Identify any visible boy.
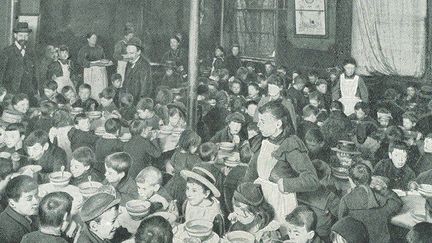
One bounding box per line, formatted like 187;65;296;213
103;152;139;206
315;79;331;110
229;79;243;98
77;193;120;242
70;147;104;185
245;82;261;103
21;192;73;243
136;98;162;130
27;101;56;133
298;105;319;140
67;113;99;151
307;71;319;84
161;60;182;88
0;175;39;243
411;133;432;175
136;166;172;212
40;80;66;105
124;120;161;178
95;118;124;173
374;141;416;190
72;84;99;112
330;217;369;243
98;87;118;113
0;123;27;170
287;76;308;115
61;86;77;107
24;130;67;183
305;128;330;163
110;73;125;108
210;112;246;146
401;111;422;144
284;205;323;243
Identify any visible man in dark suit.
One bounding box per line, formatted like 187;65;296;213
0;22;38;105
123;39;152;103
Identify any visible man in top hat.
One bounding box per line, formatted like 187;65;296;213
123;38;152;105
0;22;37;105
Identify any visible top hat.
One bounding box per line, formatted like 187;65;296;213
331;140;361;155
13;22;32;33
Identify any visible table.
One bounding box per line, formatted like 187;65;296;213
391;194;426;229
38;183;84;216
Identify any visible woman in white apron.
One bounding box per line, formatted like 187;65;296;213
243;100;320;234
77;32;109;101
332;58;369;116
113;23;139;83
47;45;76;93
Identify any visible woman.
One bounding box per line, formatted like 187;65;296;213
244;100;319;234
332;58;369;116
161;35;187;74
77;32;110;101
113;22;137;82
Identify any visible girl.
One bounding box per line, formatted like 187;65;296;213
211;46;225;74
77;32;111;101
49;109;74;162
47;45;77;93
167;101;187;129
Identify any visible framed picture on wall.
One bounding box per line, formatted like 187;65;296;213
294;0;327;37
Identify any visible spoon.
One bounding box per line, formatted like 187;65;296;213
61;166;65;178
88;176;93;187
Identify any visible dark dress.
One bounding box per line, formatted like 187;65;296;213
161;48;187;70
21;231;68;243
77;45;105;68
374;159;416;190
225;54;242;76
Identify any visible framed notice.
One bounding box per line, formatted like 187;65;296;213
294;0;327;37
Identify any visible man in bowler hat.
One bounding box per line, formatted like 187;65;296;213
0;22;38;105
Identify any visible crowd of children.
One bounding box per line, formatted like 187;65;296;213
1;38;432;243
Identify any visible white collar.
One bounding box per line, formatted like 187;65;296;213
15;41;23;50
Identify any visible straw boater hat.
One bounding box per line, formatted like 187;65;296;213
181;164;221;198
13;22;32;33
331;140;361;155
0;110;23;128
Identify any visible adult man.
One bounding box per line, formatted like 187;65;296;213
123;39;152;103
0;22;37;105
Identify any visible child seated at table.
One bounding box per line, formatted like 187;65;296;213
374;140;416;190
72;84;98;112
118;93;136;121
198;142;224;191
339;163;402;243
40;80;66;105
283;205;322;243
103;152;138;206
135;216;173;243
70;146;103;185
110;73;125;108
298;105;319;140
136;98;162;130
136;166;173;212
401;111;422;144
125;120;161;178
0;123;27;170
304;128;331;163
0;175;39;243
67;113;99;151
210;112;246;146
21;192;73;243
95;118;124;173
28;100;56;134
411;133;432;175
98;87;118;114
331;216;369;243
61;86;78;107
406;222;432;243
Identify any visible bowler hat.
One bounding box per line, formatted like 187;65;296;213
13;22;32;33
80;193;120;222
127;37;143;49
331;140;361;155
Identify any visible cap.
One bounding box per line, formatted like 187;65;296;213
225;112;245;124
80;193;120;222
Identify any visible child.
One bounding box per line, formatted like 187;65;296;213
229;79;243;98
198;142;225;193
0;175;39;242
298;105;319;140
284;205;323;243
104;152;139;205
245;82;261;103
24;130;67;183
307;71;319;84
21;192;73;243
27;100;56;133
228;182;280;242
0;123;27;170
98;87;118;114
244;100;258;125
287;76;308;115
40;81;67;105
95;118;124;173
412;133;432;175
9;94;30;122
118;93;136;121
339;163;402;243
180;164;224;235
401;111;422;144
70;146;104;185
77;193;120;242
60;86;78;107
136;166;172;212
161;60;182;88
134;216;173;243
136;98;162;130
264;61;275;78
72;84;99;112
67;113;99;151
211;46;225;74
154;88;173;125
305;128;331;163
210;112;246;146
374;141;416;190
47;45;77;92
110;73;125;107
315;79;331;110
401;83;419;111
124;120;161;178
330;217;369;243
49;109;73;162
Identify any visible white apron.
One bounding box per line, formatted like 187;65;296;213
254;140;297;225
55;61;75;93
339;74;361;116
83;66;108;101
116;60;127;86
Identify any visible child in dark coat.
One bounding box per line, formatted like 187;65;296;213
69;146;104;185
136;98;162;130
95;118;124;174
72;84;99;112
67;113;99;151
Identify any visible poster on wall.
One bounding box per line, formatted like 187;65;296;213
295;0;327;37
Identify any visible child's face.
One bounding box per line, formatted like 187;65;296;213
248;86;259;97
330;74;338;81
90;206;119;240
344;64;356;76
246;104;257;117
104;166;125;184
355;109;366;119
44;88;56;98
232;46;239;56
424;137;432;152
285;222;314;243
215;48;223;57
100;97;113;107
317;84;327;94
137;181;158;200
231;83;241;95
4;130;22;148
112;79;122;88
232;200;255;225
59;50;69;60
137;109;151;119
186;181;209;206
403;118;415;130
228;121;242;135
65;90;77;102
70;159;90;178
378;117;390;127
11;188;39;216
265;64;273;73
26;143;48;161
77;118;91;131
308;75;318;83
309;98;319;108
407;87;416;97
268;84;281;97
169;113;181;127
389;148;407;169
14;99;29;114
79;88;91;101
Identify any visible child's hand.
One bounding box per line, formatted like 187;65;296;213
409;181;419;191
228;212;237;222
233;135;240;145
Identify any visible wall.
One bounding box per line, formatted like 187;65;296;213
0;0;15;49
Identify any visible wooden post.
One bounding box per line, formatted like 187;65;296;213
187;0;200;130
220;0;225;46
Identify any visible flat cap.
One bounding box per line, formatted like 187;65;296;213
80;193;120;222
225;112;245;124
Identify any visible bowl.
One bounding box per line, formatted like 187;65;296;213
120;133;132;142
224;156;240;167
94;127;106;136
87;111;102;119
126;200;151;219
185;219;213;238
218;142;236;152
419;184;432;193
49;171;72;187
78;181;103;198
225;231;255;243
331;167;349;179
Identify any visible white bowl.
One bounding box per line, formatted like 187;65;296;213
185;219;213;238
419;184;432;192
126;200;151;219
78;181;103;198
225;231;256;243
219;142;235;151
49;171;72;187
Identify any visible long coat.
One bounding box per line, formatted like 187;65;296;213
0;44;37;97
0;206;38;243
123;56;152;104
